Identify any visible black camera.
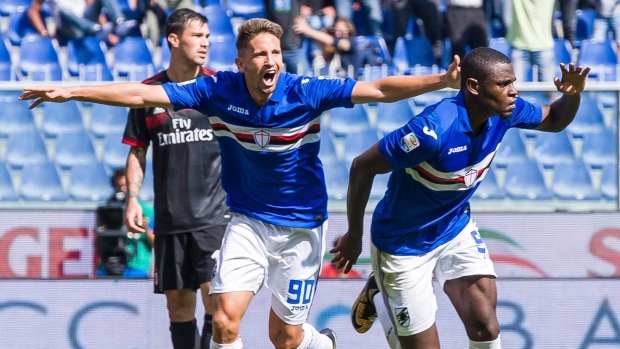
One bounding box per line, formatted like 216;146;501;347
96;202;130;276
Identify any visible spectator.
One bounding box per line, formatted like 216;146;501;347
96;168;154;278
444;0;488;60
27;0;138;45
301;0;337;63
556;0;578;47
320;235;363;278
144;0;194;46
334;0;383;36
264;0;310;74
506;0;556;83
592;0;620;53
293;16;360;77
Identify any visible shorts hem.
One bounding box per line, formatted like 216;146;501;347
396;317;436;336
209;287;258;295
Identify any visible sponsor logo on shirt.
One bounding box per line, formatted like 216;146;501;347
400;132;420;152
423;126;437;140
157;118;214;146
227;104;249;115
448;145;467;154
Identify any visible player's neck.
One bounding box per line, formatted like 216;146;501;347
167;64;201;83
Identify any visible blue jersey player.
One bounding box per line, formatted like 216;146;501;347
20;18;461;349
332;47;590;349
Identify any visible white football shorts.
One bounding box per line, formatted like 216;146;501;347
210;213;327;325
371;220;496;336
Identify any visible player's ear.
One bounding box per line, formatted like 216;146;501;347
466;78;479;95
168;33;180;49
235;57;245;72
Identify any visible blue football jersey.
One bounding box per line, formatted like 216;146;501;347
162;72;356;228
373;91;542;255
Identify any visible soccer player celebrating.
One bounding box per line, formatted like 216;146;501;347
332;47;590;349
20;18;461;349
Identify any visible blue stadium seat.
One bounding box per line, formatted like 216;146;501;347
113;37;156;78
323;159;349;200
356;36;392;67
66;37;113;81
472;167;506;200
207;36;237;71
41;100;84;138
554;38;573;77
0;95;36;137
19;35;64;81
411;90;456;108
5;128;49;169
0;161;19;201
392;36;434;73
55;129;98;170
375;98;415;134
552;160;601;200
328;104;370;137
319;130;340;165
20;161;68;201
160;38;171;71
69;161;114;201
0;0;31;16
533;131;575;168
225;0;265;19
140;160;155;202
343;128;381;166
200;5;235;39
6;9;38;46
566;95;606;137
358;65;397;81
0;38;16;81
488;37;511;57
582;128;617;168
504;159;553;200
90;104;129;138
600;163;618;200
494;129;529;168
577;39;618;81
575;9;596;45
102;131;131;170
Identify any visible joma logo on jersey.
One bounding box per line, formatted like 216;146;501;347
448;145;467;154
400;132;420;153
227;104;249;115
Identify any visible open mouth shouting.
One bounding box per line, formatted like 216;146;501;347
263;69;277;87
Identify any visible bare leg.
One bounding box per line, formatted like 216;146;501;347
211;291;254;344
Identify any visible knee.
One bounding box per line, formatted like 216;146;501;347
212;311;240;339
468;320;500;342
268;327;302;349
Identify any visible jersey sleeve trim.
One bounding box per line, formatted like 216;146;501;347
122;137;149;148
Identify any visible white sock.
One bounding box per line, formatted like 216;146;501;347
297;322;333;349
373;293;401;349
209;337;243;349
469;334;501;349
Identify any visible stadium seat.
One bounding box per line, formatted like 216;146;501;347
392;36;434;73
89;104;129;138
494;128;529;168
66;37;113;81
41;100;84;138
582;128;617;168
356;36;392;68
140;160;155;202
0;161;19;201
69;161;114;201
472;167;506;200
20;161;68;201
411;90;456;108
225;0;265;20
554;38;573;77
0;0;31;17
552;160;601;200
200;5;235;39
566;95;606;137
0;95;36;137
577;39;618;81
102;131;131;170
375;98;415;134
488;37;511;57
600;163;618;200
319;130;340;165
533;131;575;168
19;35;64;81
54;129;98;170
115;0;147;32
328;103;371;137
575;9;596;45
113;37;156;78
5;128;49;169
323;158;349;200
0;38;16;81
207;36;237;71
6;9;38;46
504;159;553;200
358;65;397;82
343;128;381;167
160;38;171;71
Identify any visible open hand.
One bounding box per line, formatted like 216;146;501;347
444;55;461;89
19;86;72;109
554;63;590;95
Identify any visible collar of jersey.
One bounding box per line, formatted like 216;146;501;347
237;72;286;105
454;91;494;135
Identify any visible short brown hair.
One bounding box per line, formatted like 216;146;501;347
236;18;283;54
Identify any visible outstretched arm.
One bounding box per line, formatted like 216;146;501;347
19;83;172;110
350;56;461;104
330;143;392;273
536;63;591;132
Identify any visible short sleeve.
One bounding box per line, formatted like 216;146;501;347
162;76;213;112
509;97;543;129
379;117;440;170
123;108;150;148
300;76;357;113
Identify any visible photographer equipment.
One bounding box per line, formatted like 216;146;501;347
96;202;132;276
